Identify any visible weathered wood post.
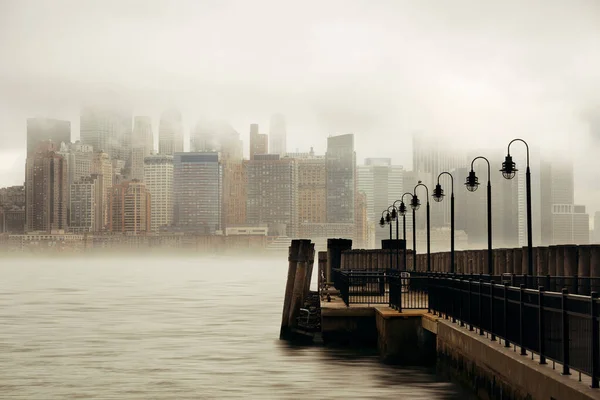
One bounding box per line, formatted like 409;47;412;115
304;243;316;296
547;246;557;276
578;245;591;295
556;245;566;276
318;251;327;292
280;240;302;339
289;240;313;329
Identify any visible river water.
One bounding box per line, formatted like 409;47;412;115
0;256;470;399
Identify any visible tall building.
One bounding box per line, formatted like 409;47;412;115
109;179;151;234
269;113;287;156
57;141;94;212
249;124;268;160
158;109;184;155
357;158;404;245
25;141;68;232
69;174;104;233
412;134;467;229
326;134;355;223
80;105;132;162
191;120;242;161
26;118;71;156
0;185;25;208
222;160;247;228
551;204;590;244
295;151;327;224
92;151;113;229
144;154;173;231
593;211;600;244
245;154;298;237
173;152;222;234
354;191;368;248
130;116;154;181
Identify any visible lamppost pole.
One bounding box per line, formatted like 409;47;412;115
397;193;414;271
466;157;493;275
413;182;431;272
433;172;455;273
502;139;533;277
392;200;403;269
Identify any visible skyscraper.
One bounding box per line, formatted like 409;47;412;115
246;154;298;237
357;158;404;245
222;160;247;229
158;109;184;155
144;154;174;231
249;123;268;160
69;174;104;233
269;113;287;156
92;151;113;229
80;105;132;162
173;152;222;234
25;141;68;232
26;118;71;156
109;179;151;234
130;116;154;181
190;120;242;161
57;141;94;211
296;152;326;224
326;134;355;223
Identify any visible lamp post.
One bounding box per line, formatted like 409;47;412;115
465;156;493;275
380;207;394;271
413;182;431;272
391;199;403;269
398;192;415;272
501;139;533;277
432;172;455;273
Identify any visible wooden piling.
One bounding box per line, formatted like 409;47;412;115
289;240;313;329
280;239;302;339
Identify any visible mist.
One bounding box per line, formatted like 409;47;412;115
1;0;600;211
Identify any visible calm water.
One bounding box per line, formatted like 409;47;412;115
0;256;469;399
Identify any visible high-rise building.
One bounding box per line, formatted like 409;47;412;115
69;174;104;233
412;134;467;229
354;191;368;248
593;211;600;244
57;141;94;213
173;152;222;234
25;141;68;232
222;160;247;228
551;204;590;244
26;118;71;156
80;105;132;162
249;123;268;160
296;152;327;224
158;109;184;155
245;154;298;237
269;114;287;156
357;158;404;245
130;116;154;181
109;179;151;234
0;186;25;208
191;120;242;161
144;154;173;231
92;151;113;229
326;134;355;223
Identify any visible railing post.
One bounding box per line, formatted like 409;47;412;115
572;274;578;295
397;275;403;313
444;277;449;320
504;282;510;347
561;288;570;375
468;279;473;331
490;281;496;341
546;274;551;293
479;280;484;335
520;284;526;355
452;278;456;323
539;286;546;365
427;275;431;314
459;279;464;327
591;292;599;388
523;273;528;290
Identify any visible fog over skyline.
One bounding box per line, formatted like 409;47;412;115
1;0;600;212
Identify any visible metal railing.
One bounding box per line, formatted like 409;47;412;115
330;269;600;387
429;277;600;388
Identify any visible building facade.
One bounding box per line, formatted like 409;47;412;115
80;105;132;162
249;123;268;160
245;154;298;237
109;180;151;234
25;141;68;232
144;154;174;231
269;113;287;156
173;152;222;234
222;160;247;228
326;134;355;223
92;151;113;229
158;109;184;155
69;174;104;233
130;116;154;181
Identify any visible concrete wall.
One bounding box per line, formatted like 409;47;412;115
435;319;600;400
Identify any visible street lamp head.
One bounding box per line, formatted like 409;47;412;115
399;201;407;216
385;212;392;223
379;216;385;227
465;170;479;192
501;154;517;179
390;207;397;221
432;183;445;202
410;195;421;211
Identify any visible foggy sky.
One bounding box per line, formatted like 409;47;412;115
1;0;600;213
